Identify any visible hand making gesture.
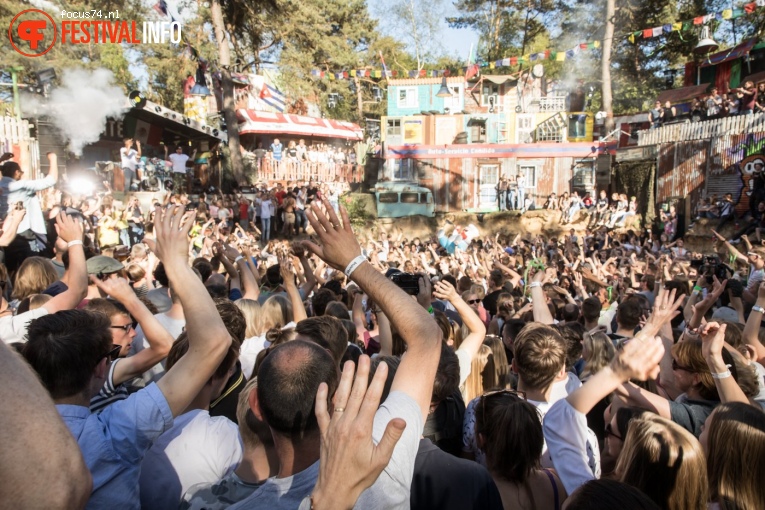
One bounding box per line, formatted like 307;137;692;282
303;197;362;271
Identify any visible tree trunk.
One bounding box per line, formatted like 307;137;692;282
355;76;363;123
211;0;244;185
601;0;615;134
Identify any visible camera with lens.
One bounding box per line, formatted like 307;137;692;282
387;270;421;295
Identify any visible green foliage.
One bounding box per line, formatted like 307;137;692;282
341;194;374;228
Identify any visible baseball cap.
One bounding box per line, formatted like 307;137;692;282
86;255;124;275
711;306;741;325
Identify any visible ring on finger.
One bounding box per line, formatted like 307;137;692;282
334;407;345;413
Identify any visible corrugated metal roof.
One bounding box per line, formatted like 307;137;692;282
656;84;709;104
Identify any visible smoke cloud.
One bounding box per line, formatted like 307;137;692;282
21;68;127;155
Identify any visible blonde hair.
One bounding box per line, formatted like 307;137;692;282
707;403;765;510
616;414;708;510
581;330;615;379
261;294;293;331
12;257;58;300
236;298;264;338
463;344;494;403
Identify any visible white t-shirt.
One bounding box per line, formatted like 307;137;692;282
139;409;243;510
169;153;190;174
240;335;268;379
0;307;48;344
120;147;139;170
129;312;186;386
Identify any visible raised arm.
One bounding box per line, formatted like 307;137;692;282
529;269;555;325
701;322;750;405
433;280;486;362
280;256;307;323
304;199;441;424
147;206;233;417
713;230;747;264
743;283;765;364
43;213;88;314
90;276;173;386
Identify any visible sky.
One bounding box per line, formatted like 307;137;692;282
366;0;479;61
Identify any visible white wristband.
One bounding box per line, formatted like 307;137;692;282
528;282;542;289
234;255;244;264
711;369;732;379
344;255;367;277
67;240;83;248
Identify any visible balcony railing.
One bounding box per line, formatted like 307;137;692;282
637;113;765;146
252;158;364;184
522;96;567;113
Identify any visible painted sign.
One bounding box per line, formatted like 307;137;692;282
385;142;598;160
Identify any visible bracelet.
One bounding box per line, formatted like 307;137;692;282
528;282;542;289
234;255;244;264
711;368;732;379
753;305;765;314
344;255;367;277
693;285;702;292
427;305;434;314
67;240;83;247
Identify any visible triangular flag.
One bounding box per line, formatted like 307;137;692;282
259;86;271;99
693;16;704;24
745;3;756;13
672;22;682;30
628;33;636;43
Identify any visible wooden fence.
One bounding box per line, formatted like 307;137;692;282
254;160;363;184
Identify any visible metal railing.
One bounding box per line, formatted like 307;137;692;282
637;113;765;145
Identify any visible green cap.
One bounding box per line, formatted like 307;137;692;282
86;255;124;275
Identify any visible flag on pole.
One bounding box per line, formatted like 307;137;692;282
153;0;168;15
259;83;286;112
379;52;391;78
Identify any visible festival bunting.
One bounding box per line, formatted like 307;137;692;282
304;1;765;81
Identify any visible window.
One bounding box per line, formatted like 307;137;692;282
401;192;419;204
519;165;538;188
420;193;430;203
443;85;463;112
397;87;418;109
386;119;401;137
516;114;535;143
470;121;486;143
393;158;415;180
481;83;500;106
573;160;595;188
379;193;399;203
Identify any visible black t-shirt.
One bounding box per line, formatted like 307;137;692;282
422;390;465;457
253;148;267;160
411;438;504;510
208;362;246;424
482;289;503;317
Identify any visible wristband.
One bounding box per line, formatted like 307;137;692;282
344;255;367;277
753;305;765;314
427;305;434;315
693;285;702;293
711;368;732;379
234;255;244;264
67;240;83;248
529;282;542;289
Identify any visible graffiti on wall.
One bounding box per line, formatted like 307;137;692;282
708;133;765;215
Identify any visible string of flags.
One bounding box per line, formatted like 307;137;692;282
627;0;765;43
310;1;765;81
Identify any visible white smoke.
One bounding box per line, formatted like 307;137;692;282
21;68;127;155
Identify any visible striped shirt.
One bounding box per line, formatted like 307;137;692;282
90;358;129;413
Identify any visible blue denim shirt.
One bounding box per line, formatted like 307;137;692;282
57;383;173;509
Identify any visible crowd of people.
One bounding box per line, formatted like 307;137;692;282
650;81;765;129
1;149;765;510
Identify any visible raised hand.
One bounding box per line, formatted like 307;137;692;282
303;198;362;272
89;275;135;303
144;205;193;265
700;321;726;361
54;212;83;243
312;357;405;510
641;286;684;336
611;333;665;381
433;280;459;303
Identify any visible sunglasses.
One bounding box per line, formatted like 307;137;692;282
467;299;481;305
605;422;623;441
110;323;134;333
671;359;693;372
101;344;122;362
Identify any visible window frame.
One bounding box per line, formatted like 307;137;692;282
518;164;538;189
481;83;500;106
397;87;419;109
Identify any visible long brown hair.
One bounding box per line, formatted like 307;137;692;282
706;403;765;510
476;391;542;482
12;257;58;300
463;344;493;403
616;414;708;510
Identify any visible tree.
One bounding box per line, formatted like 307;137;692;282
371;0;447;71
602;0;615;133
